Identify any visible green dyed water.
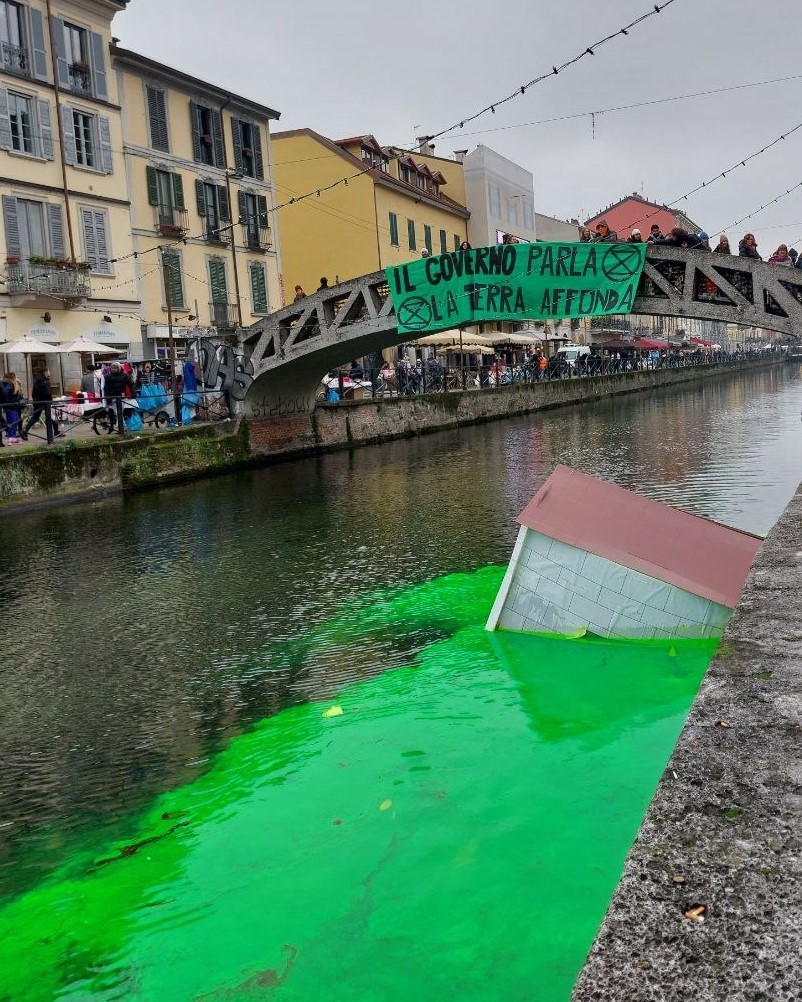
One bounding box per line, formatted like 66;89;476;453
0;569;715;1002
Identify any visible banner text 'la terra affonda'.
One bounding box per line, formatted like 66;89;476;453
386;242;647;336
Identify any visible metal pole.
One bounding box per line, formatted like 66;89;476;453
45;0;76;261
225;170;243;328
161;255;182;424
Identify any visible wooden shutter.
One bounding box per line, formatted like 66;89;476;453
189;101;202;162
424;225;432;253
162;250;184;307
2;195;20;258
60;105;77;165
250;262;268;313
439;229;447;255
51;18;70;89
90;33;108;100
237;191;247;224
98;116;113;173
195;179;206;217
408;219;416;251
257;195;268;227
208;257;227;304
147;86;169;152
252;125;264;181
217;185;230;221
211;108;225;168
27;8;49;82
94;211;109;271
81;207;97;268
231;118;243;174
146;165;159;205
0;89;11;152
47;204;66;259
37;99;53;159
171;173;185;210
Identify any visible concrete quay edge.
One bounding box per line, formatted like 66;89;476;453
571;481;802;1002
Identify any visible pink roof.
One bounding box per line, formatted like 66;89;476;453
517;466;762;608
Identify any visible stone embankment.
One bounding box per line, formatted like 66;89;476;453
572;483;802;1001
0;360;776;512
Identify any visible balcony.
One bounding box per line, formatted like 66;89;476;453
154;205;189;238
209;302;238;330
1;42;29;76
204;221;232;245
241;224;272;252
6;259;91;305
68;63;92;95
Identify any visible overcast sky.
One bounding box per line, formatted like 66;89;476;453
117;0;802;252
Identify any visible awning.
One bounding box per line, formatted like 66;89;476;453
630;338;671;350
411;329;493;347
0;333;59;353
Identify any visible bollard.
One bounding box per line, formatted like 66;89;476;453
44;401;55;444
115;396;125;435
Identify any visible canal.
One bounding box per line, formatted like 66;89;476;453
1;364;800;1001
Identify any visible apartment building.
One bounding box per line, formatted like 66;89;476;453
112;45;282;359
0;0;139;391
272;130;470;295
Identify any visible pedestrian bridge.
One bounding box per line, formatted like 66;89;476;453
241;246;802;418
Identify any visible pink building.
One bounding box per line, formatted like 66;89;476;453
586;193;701;240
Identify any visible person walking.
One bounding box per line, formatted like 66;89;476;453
21;369;59;440
1;372;22;443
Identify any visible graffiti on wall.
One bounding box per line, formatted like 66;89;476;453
191;338;254;401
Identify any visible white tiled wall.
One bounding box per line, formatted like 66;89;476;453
494;529;731;640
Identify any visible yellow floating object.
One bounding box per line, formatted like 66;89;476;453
322;705;344;718
379;799;393;812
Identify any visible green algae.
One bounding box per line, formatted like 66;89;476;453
0;568;717;1002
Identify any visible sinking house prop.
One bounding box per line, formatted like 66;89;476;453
486;466;763;640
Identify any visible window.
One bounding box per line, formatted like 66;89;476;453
415;173;426;191
432;183;439;197
454;234;460;252
161;249;185;309
439;229;447;255
407;218;416;251
0;1;25;73
191;101;224;167
232;117;264;180
52;17;107;98
195;180;230;241
147;166;186;232
488;184;501;218
524;200;534;231
3;195;66;260
400;165;411;184
62;22;90;94
389;211;399;247
239;191;269;249
60;106;111;172
8;91;32;153
424;225;432;254
507;198;519;226
146;85;169;153
249;261;269;314
81;207;110;273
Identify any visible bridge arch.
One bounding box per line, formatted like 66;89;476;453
241;246;802;417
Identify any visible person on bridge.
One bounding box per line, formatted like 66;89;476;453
579;227;592;242
317;277;329;291
627;229;644;243
293;285;306;301
739;233;761;259
646;224;664;243
459;241;472;252
593;220;618;242
768;244;793;266
713;235;731;254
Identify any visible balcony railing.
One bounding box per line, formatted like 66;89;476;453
68;63;92;95
154;205;189;238
241;223;272;252
7;260;91;300
1;42;29;76
204;221;232;245
209;302;238;329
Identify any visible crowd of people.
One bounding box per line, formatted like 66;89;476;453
580;218;802;266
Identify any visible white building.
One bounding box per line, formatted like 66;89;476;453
534;212;581;242
462;146;536;247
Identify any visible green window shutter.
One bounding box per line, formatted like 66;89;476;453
424;225;432;253
217;185;230;221
439;229;447;255
454;234;460;252
189;101;202;162
407;219;416;251
195;179;206;216
257;195;268;227
147;86;169;152
146;165;159;206
162;251;184;308
250;262;268;313
208;257;227;304
172;173;185;210
237;190;247;224
389;212;398;246
252;125;264;181
211;108;225;167
231;117;243;174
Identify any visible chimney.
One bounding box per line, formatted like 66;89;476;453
416;135;436;155
453;149;468;163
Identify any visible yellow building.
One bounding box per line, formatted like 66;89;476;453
112;45;282;362
272;130;469;296
0;0;140;392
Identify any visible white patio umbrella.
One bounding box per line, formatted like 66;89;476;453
56;335;125;355
0;335;59;395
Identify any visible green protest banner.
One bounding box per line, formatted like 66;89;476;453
386;242;647;336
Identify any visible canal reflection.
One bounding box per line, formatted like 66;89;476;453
0;365;800;897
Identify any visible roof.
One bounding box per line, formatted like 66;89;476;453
517;465;762;608
110;46;280;120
